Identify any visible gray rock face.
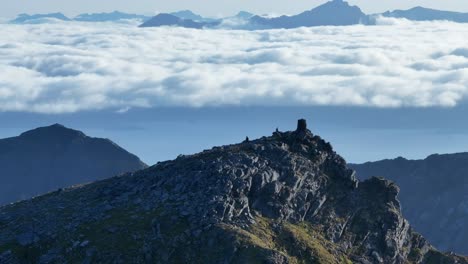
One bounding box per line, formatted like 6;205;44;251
0;124;147;205
350;154;468;255
0;121;465;263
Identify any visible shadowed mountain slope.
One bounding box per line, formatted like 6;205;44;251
0;124;147;205
350;153;468;255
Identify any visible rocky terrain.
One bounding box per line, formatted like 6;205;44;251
351;154;468;255
0;124;147;205
0;120;466;263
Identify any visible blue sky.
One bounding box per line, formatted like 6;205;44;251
2;0;468;18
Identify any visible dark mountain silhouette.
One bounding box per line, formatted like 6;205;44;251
0;124;147;206
0;120;466;263
350;153;468;255
380;6;468;23
139;13;220;28
10;13;71;23
74;11;151;22
250;0;369;29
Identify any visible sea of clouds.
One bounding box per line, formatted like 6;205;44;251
1;18;468;113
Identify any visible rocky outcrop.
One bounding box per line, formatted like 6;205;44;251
0;124;147;205
0;120;465;263
350;154;468;255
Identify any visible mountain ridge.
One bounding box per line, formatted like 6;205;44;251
350;152;468;255
250;0;369;29
9;1;468;27
0;120;466;263
74;11;151;22
380;6;468;23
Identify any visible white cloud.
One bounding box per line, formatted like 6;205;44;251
1;19;468;113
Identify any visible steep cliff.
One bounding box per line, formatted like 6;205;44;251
351;154;468;255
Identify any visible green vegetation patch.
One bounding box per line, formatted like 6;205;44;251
223;217;353;264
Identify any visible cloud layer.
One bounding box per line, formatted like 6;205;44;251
1;19;468;113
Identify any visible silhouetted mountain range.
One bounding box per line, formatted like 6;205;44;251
381;6;468;23
10;13;71;23
0;124;147;205
350;153;468;255
138;13;220;29
9;12;151;24
10;1;468;27
139;13;190;28
74;11;151;22
0;120;466;263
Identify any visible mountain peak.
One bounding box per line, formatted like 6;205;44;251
0;124;147;206
316;0;358;11
1;119;465;263
170;10;204;21
19;123;86;141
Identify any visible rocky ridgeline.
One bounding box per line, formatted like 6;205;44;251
0;120;466;263
350;154;468;255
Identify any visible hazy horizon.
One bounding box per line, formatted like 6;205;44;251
2;0;468;19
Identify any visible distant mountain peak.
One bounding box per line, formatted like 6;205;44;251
381;6;468;22
10;13;71;23
0;124;147;205
315;0;359;11
250;0;367;29
139;13;219;29
73;11;150;22
170;10;204;21
19;123;86;141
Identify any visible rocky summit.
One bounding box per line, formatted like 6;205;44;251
0;120;466;263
